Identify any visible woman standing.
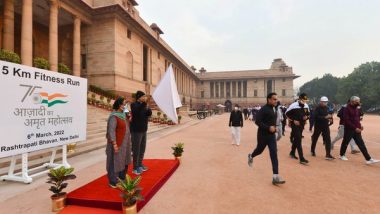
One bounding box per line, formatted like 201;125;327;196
106;97;132;188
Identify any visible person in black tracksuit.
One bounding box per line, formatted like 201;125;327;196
286;93;310;164
130;91;152;175
310;96;335;160
247;93;285;185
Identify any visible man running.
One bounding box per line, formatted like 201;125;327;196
248;93;285;185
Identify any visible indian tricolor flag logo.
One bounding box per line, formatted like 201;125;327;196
32;92;68;107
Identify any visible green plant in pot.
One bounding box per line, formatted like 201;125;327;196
171;143;184;163
117;175;144;214
178;115;182;124
157;111;161;118
47;166;76;212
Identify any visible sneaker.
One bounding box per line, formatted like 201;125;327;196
289;152;298;160
272;177;286;185
300;158;309;165
339;155;348;161
366;159;380;165
140;165;149;172
311;152;316;157
325;155;336;160
108;183;117;189
351;150;361;154
248;154;253;167
132;168;142;175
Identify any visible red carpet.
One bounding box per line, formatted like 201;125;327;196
63;159;179;213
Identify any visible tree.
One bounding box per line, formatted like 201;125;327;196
299;73;340;105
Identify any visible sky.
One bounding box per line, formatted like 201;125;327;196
137;0;380;88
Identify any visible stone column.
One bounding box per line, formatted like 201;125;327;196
21;0;33;66
49;0;59;71
73;16;81;76
3;0;14;51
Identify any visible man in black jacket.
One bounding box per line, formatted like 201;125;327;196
286;93;310;165
310;96;335;160
130;90;152;175
229;104;243;146
248;93;285;185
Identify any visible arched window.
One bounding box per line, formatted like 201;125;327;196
126;51;133;79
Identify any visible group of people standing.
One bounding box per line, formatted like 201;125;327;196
105;90;152;188
242;92;380;185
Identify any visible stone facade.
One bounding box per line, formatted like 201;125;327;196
196;59;298;109
0;0;298;110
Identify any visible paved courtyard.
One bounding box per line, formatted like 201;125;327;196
1;113;380;214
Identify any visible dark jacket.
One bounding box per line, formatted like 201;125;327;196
130;101;152;132
285;101;310;127
229;110;243;127
255;104;277;135
313;105;330;127
343;104;361;131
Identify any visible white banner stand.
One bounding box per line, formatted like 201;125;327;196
0;144;71;184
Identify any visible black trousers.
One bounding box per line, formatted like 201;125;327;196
290;124;305;160
311;125;331;156
251;134;278;174
282;120;286;134
340;129;371;161
131;132;147;170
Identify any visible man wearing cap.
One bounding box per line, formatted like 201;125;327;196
285;93;310;165
310;96;335;160
339;96;380;164
130;90;152;175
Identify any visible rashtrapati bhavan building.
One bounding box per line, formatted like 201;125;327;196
0;0;298;110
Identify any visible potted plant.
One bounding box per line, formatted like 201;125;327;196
171;143;184;163
178;115;182;124
47;166;76;212
117;175;144;214
157;112;161;118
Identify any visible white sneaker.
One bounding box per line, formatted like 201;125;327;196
366;159;380;165
340;155;348;161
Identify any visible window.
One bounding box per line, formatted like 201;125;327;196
127;29;132;39
215;82;219;98
201;81;203;85
210;82;214;98
158;52;161;59
232;81;236;97
201;91;204;98
143;45;148;81
254;89;258;97
220;82;224;98
81;54;86;70
282;78;286;82
243;81;247;97
267;80;273;93
226;82;230;98
282;89;286;96
238;81;242;97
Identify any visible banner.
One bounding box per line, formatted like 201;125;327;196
152;64;182;123
0;60;87;158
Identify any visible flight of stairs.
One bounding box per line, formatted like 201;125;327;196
0;105;184;176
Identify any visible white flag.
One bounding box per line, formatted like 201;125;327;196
152;64;182;123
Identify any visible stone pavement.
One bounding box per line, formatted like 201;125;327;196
1;113;380;214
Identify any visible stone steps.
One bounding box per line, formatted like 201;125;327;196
0;104;191;176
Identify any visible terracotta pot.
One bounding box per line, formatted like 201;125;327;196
67;143;77;153
175;156;182;164
122;203;137;214
51;194;66;212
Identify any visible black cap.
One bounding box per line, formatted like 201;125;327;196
135;91;146;101
299;93;309;101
